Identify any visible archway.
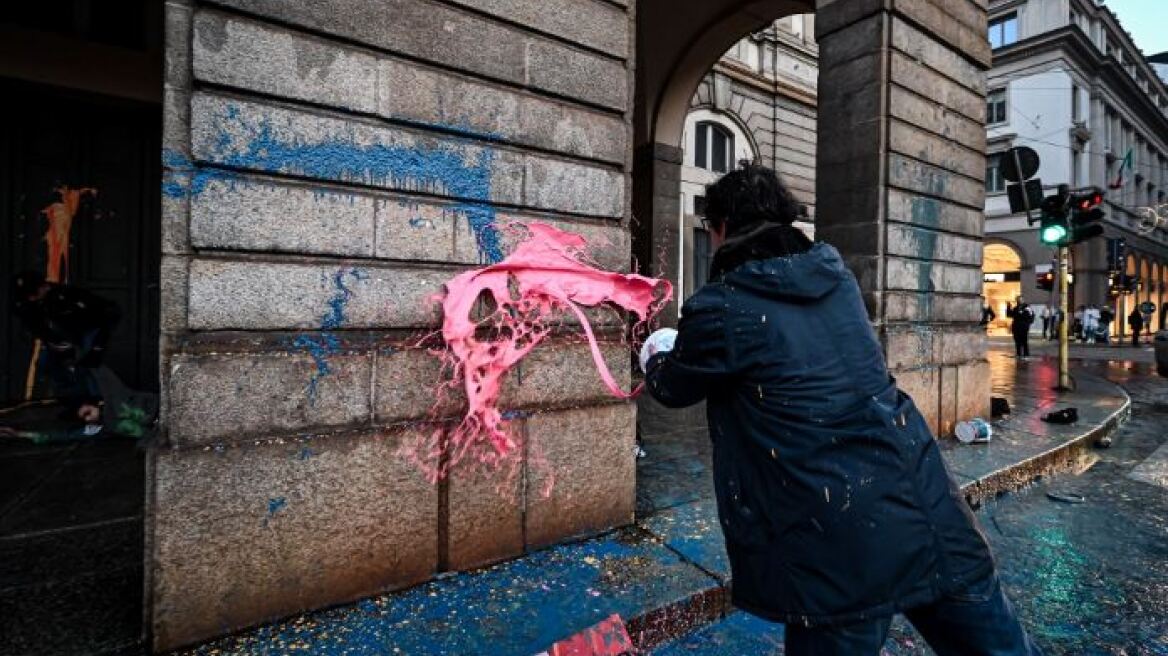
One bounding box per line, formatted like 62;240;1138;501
633;0;993;440
983;242;1024;337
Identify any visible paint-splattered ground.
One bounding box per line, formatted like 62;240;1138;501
2;355;1162;656
0;403;144;656
652;359;1168;655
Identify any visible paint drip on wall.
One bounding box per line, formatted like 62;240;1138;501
408;223;672;491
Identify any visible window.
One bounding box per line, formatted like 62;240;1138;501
1071;84;1080;122
987;88;1007;124
986;153;1006;193
693;228;714;292
694;121;735;173
1072;148;1082;186
693;195;707;216
988;14;1018;49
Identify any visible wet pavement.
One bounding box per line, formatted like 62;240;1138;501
0;403;144;656
1;352;1158;656
651;359;1168;655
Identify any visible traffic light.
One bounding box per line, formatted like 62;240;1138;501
1039;187;1070;245
1067;187;1105;244
1037;270;1055;291
1037;186;1106;246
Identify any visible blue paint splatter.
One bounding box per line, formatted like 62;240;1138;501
266;497;288;521
184;102;504;263
290;332;342;403
322;268;368;330
297;446;318;461
161;149;240;198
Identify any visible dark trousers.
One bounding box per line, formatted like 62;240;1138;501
1132;330;1141;347
1013;332;1029;356
1041;317;1050;339
785;574;1043;656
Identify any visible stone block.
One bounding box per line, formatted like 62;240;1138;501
888;153;984;210
885;292;982;323
893;366;941;436
446;444;524;570
374;341;632;426
523;156;624;219
886;224;982;267
377;197;464;264
884;326;940;370
939;328;987;365
164;0;193;90
374;348;462;425
190;93;526;207
816;4;885;54
889;86;985;152
205;0;529;89
191;177;377;257
378;59;627;164
955;359;991;421
892;0;991;67
187;259;447;330
525;403;636;549
885;257;983;295
890;52;985;123
159;255;189;333
150;429;438;651
525;40;628;111
193;10;378;115
168;352;372;446
500;341;631;409
443;0;629;58
889;119;983;182
890;17;986;95
817;220;882;258
939;364;959;437
887;189;983;237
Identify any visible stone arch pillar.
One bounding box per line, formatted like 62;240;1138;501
814;0;992;435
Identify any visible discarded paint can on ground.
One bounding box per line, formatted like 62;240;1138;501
955;418;993;444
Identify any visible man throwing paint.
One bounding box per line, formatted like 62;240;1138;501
641;165;1041;655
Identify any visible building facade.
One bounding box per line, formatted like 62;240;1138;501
984;0;1168;337
675;16;818;302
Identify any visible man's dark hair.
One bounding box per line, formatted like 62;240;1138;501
703;163;804;237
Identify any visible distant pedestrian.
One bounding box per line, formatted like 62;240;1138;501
1007;298;1035;357
1098;306;1114;344
979;303;996;327
1129;308;1144;347
1082;305;1100;344
1040;306;1051;339
1049;308;1064;341
1073;305;1085;341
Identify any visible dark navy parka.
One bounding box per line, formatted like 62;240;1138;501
645;240;994;627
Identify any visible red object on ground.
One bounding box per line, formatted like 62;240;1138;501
538;613;635;656
412;223;672;488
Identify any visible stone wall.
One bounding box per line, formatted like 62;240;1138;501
815;0;992;436
153;0;636;650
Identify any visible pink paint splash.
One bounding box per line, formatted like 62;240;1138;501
412;223;672;488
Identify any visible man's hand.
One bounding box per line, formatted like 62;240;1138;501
639;328;678;373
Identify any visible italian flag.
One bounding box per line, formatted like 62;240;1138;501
1109;148;1133;189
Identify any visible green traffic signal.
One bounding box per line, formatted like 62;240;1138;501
1040;223;1068;244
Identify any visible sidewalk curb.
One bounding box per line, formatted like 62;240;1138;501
959;376;1132;509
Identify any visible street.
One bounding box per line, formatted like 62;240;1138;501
983;360;1168;654
656;357;1168;655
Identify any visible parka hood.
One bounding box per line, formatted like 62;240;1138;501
717;241;848;301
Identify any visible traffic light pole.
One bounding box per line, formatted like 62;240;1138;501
1057;245;1072;391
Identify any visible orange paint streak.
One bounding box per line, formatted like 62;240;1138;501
40;186;97;283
